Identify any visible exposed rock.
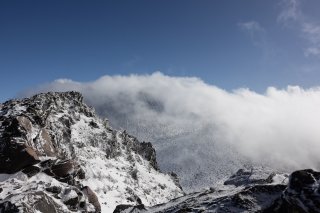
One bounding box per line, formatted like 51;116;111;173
46;186;62;194
114;168;320;213
265;169;320;213
62;189;80;210
134;141;159;170
113;204;146;213
169;172;184;191
76;167;85;179
22;165;41;177
289;169;320;192
0;92;183;212
39;128;56;156
82;186;101;213
0;201;19;213
50;160;76;178
224;167;281;187
21;191;65;213
115;184;286;213
0;144;40;174
16;116;32;132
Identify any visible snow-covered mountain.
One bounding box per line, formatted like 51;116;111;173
2;91;320;213
115;167;320;213
0;92;183;212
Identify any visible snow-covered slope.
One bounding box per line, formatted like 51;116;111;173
115;167;320;213
0;92;183;212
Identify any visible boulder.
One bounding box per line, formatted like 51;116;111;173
22;165;41;177
21;191;64;213
62;189;80;210
0;201;19;213
0;145;40;174
50;160;75;178
46;186;62;194
40;129;56;157
82;186;101;213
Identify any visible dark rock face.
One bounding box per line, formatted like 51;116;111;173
40;159;85;185
0;120;41;173
135;141;158;170
121;131;159;170
265;169;320;213
289;169;320;192
0;201;19;213
113;204;146;213
50;160;76;178
22;165;41;177
46;186;62;194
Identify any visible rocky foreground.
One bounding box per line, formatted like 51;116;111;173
1;92;320;213
0;92;183;212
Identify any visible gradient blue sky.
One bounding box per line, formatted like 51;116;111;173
1;0;320;102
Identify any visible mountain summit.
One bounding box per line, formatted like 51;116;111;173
0;92;183;212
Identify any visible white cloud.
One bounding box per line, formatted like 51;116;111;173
239;21;265;33
304;47;320;57
277;0;301;23
22;72;320;191
302;22;320;44
278;0;320;57
238;20;269;52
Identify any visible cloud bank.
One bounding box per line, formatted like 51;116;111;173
23;72;320;191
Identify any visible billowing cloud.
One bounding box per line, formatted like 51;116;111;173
22;72;320;191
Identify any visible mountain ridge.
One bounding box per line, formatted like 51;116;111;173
115;167;320;213
0;91;183;212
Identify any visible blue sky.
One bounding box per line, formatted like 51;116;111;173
1;0;320;102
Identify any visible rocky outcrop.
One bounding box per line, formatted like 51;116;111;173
0;114;41;173
82;186;101;212
265;169;320;213
224;167;281;187
0;201;19;213
114;168;320;213
0;92;184;212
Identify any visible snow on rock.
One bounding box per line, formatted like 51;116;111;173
0;91;183;212
114;166;287;212
266;169;320;213
115;167;320;213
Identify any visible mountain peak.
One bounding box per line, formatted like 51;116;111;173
0;91;183;212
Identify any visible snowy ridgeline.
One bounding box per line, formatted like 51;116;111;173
114;167;320;213
0;92;183;212
2;92;320;213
